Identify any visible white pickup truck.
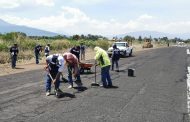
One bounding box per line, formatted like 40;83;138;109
107;42;133;57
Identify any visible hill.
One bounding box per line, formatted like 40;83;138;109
116;31;190;40
0;19;59;37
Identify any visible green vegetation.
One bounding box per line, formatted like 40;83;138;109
0;32;189;64
0;32;110;64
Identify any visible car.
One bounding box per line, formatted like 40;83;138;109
107;42;133;57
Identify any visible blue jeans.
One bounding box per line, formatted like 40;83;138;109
101;65;112;87
11;55;17;68
45;73;60;92
67;65;81;86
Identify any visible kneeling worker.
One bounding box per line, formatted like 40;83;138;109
44;54;64;97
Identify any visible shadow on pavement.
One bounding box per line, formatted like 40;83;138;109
50;90;76;99
15;67;25;69
117;70;126;72
57;89;76;99
59;92;76;98
106;85;119;89
80;72;93;75
128;76;136;77
73;86;88;92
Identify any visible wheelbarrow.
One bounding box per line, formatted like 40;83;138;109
79;62;93;74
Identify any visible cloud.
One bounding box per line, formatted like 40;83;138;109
71;0;108;5
61;6;89;21
137;14;154;21
0;7;190;35
35;0;55;7
0;0;55;9
0;0;22;9
157;21;190;34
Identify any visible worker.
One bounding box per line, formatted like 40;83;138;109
44;44;50;57
80;43;86;60
63;52;82;89
94;46;113;88
34;44;42;64
70;46;80;62
111;44;120;72
10;43;19;69
44;54;64;97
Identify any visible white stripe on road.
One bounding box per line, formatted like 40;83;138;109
187;67;190;114
187;49;190;54
187;49;190;116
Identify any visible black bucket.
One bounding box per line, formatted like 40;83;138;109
128;68;135;77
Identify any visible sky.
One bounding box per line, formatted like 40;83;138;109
0;0;190;36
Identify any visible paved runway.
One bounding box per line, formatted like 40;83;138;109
0;47;189;122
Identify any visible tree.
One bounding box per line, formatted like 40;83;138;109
149;35;152;41
138;36;143;42
73;34;80;40
80;34;85;39
53;35;65;39
154;38;158;42
2;32;23;41
124;35;135;45
124;35;135;41
160;37;168;42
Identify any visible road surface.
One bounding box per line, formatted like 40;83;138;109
0;47;189;122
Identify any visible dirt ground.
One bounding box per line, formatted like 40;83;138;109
0;44;166;76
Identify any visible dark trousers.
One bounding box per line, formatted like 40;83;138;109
111;59;119;70
76;55;80;62
35;53;39;64
11;55;17;68
101;65;112;87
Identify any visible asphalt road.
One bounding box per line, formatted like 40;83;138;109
0;47;189;122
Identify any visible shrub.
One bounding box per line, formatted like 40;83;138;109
0;52;10;64
18;51;34;61
20;39;37;50
0;43;8;51
95;40;109;50
51;40;71;50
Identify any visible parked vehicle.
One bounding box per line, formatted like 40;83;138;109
107;42;133;57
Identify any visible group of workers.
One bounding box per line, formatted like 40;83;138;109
44;52;82;96
10;43;120;97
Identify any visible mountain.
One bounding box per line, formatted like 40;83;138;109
127;31;171;38
0;19;59;36
115;31;190;40
175;33;190;40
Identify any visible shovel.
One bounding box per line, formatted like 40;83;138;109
48;73;56;90
91;62;99;86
